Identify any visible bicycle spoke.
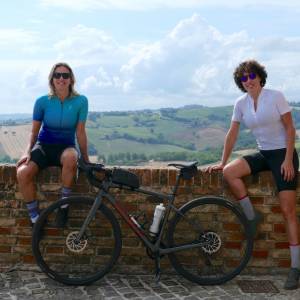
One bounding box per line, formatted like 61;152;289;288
32;197;122;285
167;197;253;285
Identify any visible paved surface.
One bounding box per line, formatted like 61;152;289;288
1;270;300;299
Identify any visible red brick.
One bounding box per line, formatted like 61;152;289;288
0;246;11;253
141;169;151;186
18;237;31;245
209;172;220;188
168;169;177;186
278;259;290;268
274;224;286;233
151;169;160;186
223;223;241;231
193;170;201;186
275;242;289;249
47;247;64;254
224;242;242;249
253;250;269;258
23;255;35;264
159;169;168;186
271;206;282;213
251;196;264;205
16;218;31;226
0;227;11;234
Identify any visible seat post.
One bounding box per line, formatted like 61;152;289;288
171;172;182;196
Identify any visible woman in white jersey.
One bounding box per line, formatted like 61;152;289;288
206;60;300;290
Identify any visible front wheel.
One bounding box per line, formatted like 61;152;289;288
167;196;253;285
32;196;122;285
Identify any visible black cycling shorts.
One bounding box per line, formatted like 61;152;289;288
30;142;77;170
243;148;299;192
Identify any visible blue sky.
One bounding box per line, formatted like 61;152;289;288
1;0;300;113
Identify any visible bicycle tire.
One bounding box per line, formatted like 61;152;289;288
32;196;122;285
167;196;253;285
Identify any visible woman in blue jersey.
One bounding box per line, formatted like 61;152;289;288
16;62;90;227
206;60;300;290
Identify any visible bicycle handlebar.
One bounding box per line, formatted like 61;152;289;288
78;157;105;173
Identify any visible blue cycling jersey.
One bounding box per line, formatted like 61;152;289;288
33;94;88;145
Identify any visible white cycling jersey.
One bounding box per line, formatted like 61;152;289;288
232;88;291;150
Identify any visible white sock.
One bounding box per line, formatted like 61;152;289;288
61;187;71;209
239;196;255;220
290;245;300;269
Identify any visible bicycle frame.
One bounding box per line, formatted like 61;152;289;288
77;170;208;256
33;160;253;286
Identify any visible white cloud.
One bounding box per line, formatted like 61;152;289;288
118;15;238;105
110;14;300;107
0;61;49;113
81;67;113;90
40;0;300;11
1;13;300;113
0;29;40;53
21;68;46;92
51;25;144;80
54;25;123;63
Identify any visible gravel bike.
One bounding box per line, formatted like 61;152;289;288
32;159;253;286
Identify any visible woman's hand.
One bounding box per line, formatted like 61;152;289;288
16;153;31;168
204;163;225;174
281;159;295;181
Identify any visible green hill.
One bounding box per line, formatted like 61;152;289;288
86;105;256;165
2;103;300;165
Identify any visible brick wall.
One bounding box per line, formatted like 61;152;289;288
0;164;297;274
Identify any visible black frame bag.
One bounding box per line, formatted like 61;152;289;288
111;168;140;189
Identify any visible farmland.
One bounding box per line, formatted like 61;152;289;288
2;103;300;165
0;124;31;160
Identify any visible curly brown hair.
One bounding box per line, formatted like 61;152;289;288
48;62;79;98
233;60;267;93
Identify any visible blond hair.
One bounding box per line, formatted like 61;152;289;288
48;62;79;98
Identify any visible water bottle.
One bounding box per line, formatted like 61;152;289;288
149;203;165;236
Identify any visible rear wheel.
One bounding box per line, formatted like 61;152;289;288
32;196;122;285
167;196;253;285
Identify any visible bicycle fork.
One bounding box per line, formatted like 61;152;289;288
76;191;105;240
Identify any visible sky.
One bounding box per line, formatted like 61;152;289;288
1;0;300;113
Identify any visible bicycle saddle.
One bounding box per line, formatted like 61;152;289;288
167;161;198;169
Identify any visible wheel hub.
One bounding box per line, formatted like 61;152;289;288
200;231;222;254
66;231;88;253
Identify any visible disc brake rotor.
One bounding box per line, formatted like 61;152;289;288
66;231;88;253
200;231;222;254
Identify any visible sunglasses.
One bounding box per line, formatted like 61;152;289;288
53;72;71;80
240;73;256;82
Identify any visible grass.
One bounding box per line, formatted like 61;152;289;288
92;139;195;156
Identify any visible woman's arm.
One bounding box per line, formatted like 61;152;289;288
281;112;296;181
205;121;240;172
16;120;41;167
76;122;90;162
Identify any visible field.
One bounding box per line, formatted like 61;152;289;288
0;105;253;164
0;124;31;159
89;138;196;156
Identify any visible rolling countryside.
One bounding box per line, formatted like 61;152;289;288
1;104;300;165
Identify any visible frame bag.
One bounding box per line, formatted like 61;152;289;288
111;168;140;189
